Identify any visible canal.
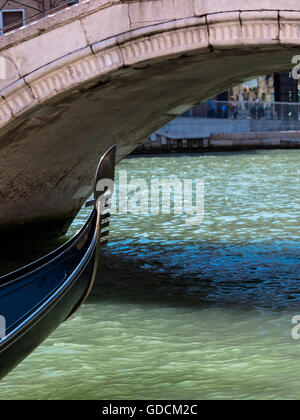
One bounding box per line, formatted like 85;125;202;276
0;149;299;399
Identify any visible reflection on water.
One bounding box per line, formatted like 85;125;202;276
0;150;300;400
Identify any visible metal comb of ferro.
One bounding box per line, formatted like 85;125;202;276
86;145;116;246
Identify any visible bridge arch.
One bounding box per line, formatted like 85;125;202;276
1;0;300;237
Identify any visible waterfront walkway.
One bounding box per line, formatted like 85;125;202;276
133;101;300;154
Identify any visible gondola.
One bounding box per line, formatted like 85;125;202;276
0;145;116;380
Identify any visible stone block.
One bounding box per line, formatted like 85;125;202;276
129;0;195;29
280;11;300;45
194;0;300;16
81;3;130;45
240;11;279;46
207;12;241;48
6;20;88;77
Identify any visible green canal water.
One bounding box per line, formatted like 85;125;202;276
0;149;300;400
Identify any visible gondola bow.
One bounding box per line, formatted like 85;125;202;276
0;145;116;380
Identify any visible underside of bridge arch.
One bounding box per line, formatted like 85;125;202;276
1;0;300;239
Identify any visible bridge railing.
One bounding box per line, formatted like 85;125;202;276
0;0;79;35
185;100;300;121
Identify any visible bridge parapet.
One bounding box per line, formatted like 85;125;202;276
1;0;300;128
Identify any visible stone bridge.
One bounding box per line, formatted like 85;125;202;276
1;0;300;238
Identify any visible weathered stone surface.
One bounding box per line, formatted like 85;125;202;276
128;0;195;29
25;47;100;102
81;4;130;45
0;53;20;91
194;0;300;16
240;11;279;46
5;20;88;77
280;11;300;45
0;98;12;129
207;12;241;48
1;78;36;116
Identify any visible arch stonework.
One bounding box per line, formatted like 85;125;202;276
1;0;300;238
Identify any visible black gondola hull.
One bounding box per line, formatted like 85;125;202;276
0;215;98;380
0;144;116;381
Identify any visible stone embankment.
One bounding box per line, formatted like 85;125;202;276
133;132;300;154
